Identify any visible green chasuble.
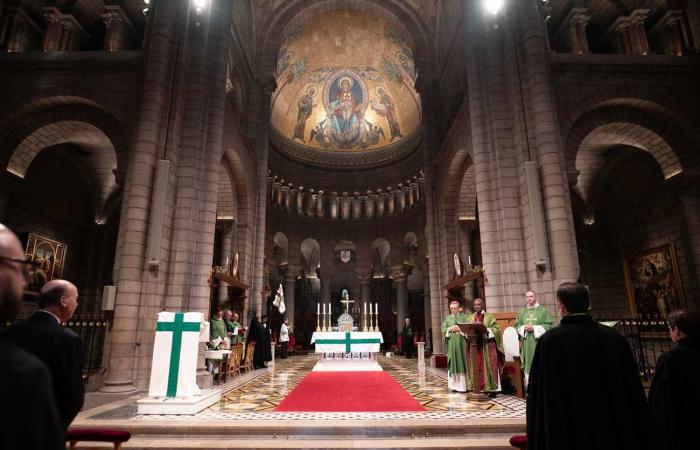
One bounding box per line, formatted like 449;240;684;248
515;305;553;374
227;321;244;344
465;312;504;391
441;313;468;376
210;317;227;342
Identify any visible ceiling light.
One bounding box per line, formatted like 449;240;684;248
483;0;505;15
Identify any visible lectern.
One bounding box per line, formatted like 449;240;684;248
458;322;490;402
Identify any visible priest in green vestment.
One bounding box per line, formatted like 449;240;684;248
441;300;469;392
224;310;244;344
515;291;553;383
209;309;227;346
465;298;504;393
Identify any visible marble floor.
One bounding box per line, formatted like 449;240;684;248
81;354;525;422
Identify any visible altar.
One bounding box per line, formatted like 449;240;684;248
310;331;384;371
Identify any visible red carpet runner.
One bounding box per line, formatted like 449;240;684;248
275;371;426;412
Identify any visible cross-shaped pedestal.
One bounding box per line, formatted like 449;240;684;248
155;312;201;397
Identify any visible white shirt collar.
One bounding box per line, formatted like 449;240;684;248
38;309;61;324
526;302;540;310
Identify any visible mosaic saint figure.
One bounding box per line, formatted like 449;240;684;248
293;85;317;142
370;86;402;142
328;76;363;148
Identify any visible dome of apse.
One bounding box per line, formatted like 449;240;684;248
269;9;422;168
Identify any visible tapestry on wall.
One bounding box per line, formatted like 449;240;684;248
24;233;67;291
622;242;685;316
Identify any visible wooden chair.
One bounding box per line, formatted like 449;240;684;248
502;326;525;398
228;343;243;378
242;341;255;372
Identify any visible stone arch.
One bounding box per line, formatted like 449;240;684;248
0;98;129;186
4;117;124;223
256;0;435;82
370;238;391;277
216;160;237;221
402;232;418;265
300;238;321;278
273;232;289;267
566;104;693;215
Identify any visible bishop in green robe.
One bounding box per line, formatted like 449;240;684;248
515;291;553;379
465;298;504;393
441;300;468;392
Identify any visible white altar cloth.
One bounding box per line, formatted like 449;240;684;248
310;331;383;353
310;331;384;371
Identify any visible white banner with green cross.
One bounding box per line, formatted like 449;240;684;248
311;331;383;353
147;311;203;398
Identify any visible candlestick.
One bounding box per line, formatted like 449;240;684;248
316;307;321;332
374;307;379;332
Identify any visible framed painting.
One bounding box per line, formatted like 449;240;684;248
622;243;686;315
24;233;67;291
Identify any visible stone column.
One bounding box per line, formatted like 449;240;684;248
676;178;700;303
296;187;304;215
340;192;350;219
392;266;409;335
5;8;42;52
366;191;376;218
308;190;317;216
377;190;387;217
282;266;298;327
101;0;179;393
352;192;361;218
102;6;136;51
316;190;324;218
629;9;650;55
356;268;371;329
330;192;338;219
281;184;290;211
58;16;86;51
41;7;62;51
552;7;590;54
608;18;633;54
520;0;580;285
217;222;234;306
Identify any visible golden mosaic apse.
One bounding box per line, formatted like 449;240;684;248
270;10;422;155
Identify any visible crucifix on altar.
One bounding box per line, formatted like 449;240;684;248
339;288;355;314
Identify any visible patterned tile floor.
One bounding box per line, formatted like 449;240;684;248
87;354;526;421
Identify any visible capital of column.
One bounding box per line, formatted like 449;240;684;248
389;264;412;282
355;268;372;283
280;264;301;282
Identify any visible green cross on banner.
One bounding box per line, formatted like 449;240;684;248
315;331;381;352
155;312;200;397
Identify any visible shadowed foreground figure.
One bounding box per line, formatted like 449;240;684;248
2;278;84;429
0;224;64;449
527;282;651;450
649;309;700;450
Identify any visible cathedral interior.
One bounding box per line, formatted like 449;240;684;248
0;1;699;446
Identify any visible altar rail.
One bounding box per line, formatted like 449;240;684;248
592;313;672;381
64;316;108;383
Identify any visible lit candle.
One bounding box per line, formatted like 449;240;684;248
369;303;373;315
225;257;229;267
364;302;367;315
468;255;471;266
375;302;378;314
322;303;325;314
317;302;320;315
328;302;331;314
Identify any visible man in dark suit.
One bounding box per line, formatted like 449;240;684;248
3;278;85;429
0;224;64;449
